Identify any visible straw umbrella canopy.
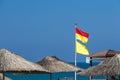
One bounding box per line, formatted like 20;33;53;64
89;49;120;59
36;56;83;80
36;56;83;73
79;54;120;76
104;54;120;75
79;63;108;76
0;49;49;73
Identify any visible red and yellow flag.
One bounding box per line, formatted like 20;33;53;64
76;27;89;44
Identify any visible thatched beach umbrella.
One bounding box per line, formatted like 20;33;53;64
89;49;120;58
104;54;120;75
86;49;120;80
36;56;83;72
79;63;108;76
0;49;50;80
36;56;83;80
79;54;120;76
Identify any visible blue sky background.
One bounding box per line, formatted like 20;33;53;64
0;0;120;62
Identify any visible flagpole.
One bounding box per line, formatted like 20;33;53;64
75;23;77;80
75;24;89;80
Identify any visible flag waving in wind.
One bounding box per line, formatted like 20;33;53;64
74;25;89;80
76;41;89;55
76;27;89;44
75;27;89;55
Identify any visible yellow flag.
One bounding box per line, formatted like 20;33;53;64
76;41;89;55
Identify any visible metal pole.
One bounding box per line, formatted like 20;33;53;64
75;24;77;80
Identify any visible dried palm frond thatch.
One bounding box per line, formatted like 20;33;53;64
79;54;120;76
0;49;49;73
36;56;83;73
104;54;120;75
89;49;120;58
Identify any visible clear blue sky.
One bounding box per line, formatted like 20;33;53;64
0;0;120;62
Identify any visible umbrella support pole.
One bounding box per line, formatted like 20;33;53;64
2;72;5;80
106;75;108;80
106;74;108;80
50;73;52;80
90;57;93;80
